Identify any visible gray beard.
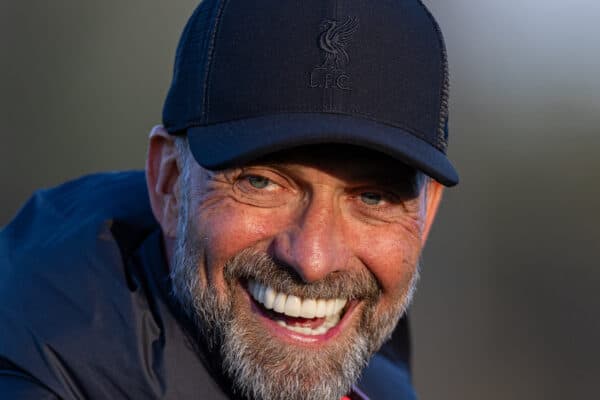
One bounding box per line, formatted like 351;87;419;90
170;201;419;400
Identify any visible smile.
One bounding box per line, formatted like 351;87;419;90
247;280;348;336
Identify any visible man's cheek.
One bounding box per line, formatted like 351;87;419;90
356;238;419;292
199;205;273;267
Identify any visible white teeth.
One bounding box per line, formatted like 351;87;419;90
263;286;276;309
253;281;261;300
273;292;287;313
326;299;336;315
284;295;302;317
334;298;347;314
247;280;348;320
315;299;327;318
301;298;317;319
258;284;267;305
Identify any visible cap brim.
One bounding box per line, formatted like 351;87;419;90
187;113;459;186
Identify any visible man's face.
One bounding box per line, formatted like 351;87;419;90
168;144;441;400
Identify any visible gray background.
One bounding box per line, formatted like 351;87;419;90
1;1;599;399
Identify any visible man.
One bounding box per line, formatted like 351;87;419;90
0;0;458;399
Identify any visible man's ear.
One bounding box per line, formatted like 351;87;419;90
145;125;181;238
421;179;444;245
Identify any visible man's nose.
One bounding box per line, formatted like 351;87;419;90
271;194;350;283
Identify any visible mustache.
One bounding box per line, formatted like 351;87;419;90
223;248;381;301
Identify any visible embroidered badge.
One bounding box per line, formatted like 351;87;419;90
309;16;359;91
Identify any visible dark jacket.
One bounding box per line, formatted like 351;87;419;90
0;172;417;399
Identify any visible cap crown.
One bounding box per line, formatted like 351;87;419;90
163;0;450;153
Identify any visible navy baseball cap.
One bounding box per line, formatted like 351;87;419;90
163;0;459;186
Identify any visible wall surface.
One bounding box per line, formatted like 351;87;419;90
1;1;599;399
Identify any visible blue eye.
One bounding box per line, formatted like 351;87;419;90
360;192;382;205
247;175;270;189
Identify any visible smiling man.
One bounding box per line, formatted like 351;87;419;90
0;0;458;399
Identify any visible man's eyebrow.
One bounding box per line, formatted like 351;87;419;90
202;167;240;184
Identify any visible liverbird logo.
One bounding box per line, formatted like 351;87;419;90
309;16;359;91
318;17;359;69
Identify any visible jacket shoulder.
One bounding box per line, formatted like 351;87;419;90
0;171;158;399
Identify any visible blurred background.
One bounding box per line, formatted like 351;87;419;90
1;1;598;399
